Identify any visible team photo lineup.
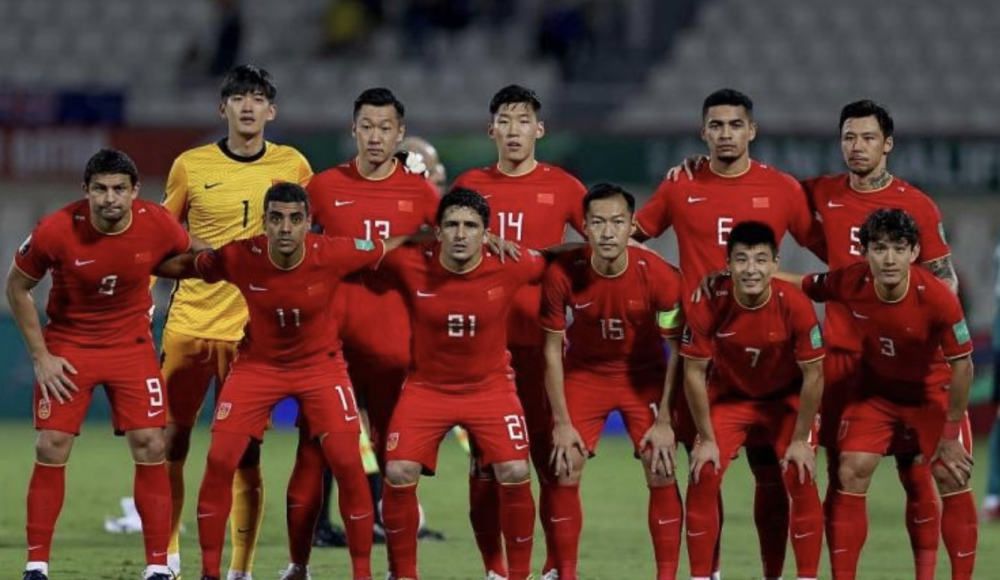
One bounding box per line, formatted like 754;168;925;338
6;62;989;580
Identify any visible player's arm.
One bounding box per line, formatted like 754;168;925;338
773;271;806;289
683;355;719;483
933;353;974;487
641;336;680;477
5;265;78;402
923;255;959;293
784;358;823;483
543;329;586;478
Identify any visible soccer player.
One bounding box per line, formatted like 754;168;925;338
983;236;1000;522
452;84;587;579
778;208;977;580
540;183;685;579
379;188;554;580
159;64;312;579
156;182;421;580
682;221;825;580
634;88;822;579
6;149;194;580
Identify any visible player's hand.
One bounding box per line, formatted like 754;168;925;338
665;155;708;182
33;352;79;404
550;422;586;479
690;438;720;484
485;232;521;263
931;438;974;488
640;421;677;477
781;440;816;484
691;269;730;303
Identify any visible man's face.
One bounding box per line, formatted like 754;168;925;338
702;105;756;163
264;201;310;256
354;104;404;167
220;90;275;138
864;236;918;288
727;242;777;298
584;196;634;262
437;206;485;265
84;173;138;225
489;102;544;166
841;116;893;177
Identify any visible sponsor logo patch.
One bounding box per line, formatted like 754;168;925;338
354;239;375;252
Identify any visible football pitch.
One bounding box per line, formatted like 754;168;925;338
0;421;996;579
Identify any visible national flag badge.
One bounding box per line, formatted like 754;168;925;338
134;251;152;264
752;196;770;209
537;193;555;205
216;401;232;421
386;432;399;451
488;286;504;301
37;398;51;420
398;200;414;212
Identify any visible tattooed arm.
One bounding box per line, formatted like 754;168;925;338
925;255;959;293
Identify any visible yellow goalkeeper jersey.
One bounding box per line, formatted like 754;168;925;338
162;139;313;340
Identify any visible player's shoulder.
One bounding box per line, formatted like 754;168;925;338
912;266;956;303
752;160;805;192
825;262;871;289
309;161;354;187
631;246;678;275
803;173;848;197
889;177;939;210
453;166;494;187
537;162;585;189
549;246;589;272
175;141;222;163
224;234;267;258
264;141;308;163
773;278;814;310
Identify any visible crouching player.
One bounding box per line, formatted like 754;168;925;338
683;221;825;580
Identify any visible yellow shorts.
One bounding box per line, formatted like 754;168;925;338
161;327;239;428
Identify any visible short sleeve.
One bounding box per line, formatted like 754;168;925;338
649;259;684;338
325;237;387;278
679;299;713;360
785;178;825;260
936;291;974;360
419;181;440;226
635;178;674;239
296;154;314;186
194;246;232;283
539;263;571;332
162;157;190;221
787;290;825;363
913;197;951;263
157;207;192;256
564;175;587;236
12;222;55;281
511;250;548;285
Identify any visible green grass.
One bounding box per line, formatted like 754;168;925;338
0;420;997;579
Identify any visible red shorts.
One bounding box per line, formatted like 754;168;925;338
213;357;360;440
343;348;407;462
819;349;862;449
565;371;662;454
710;395;817;471
34;343;167;435
509;345;554;476
838;395;972;457
669;359;697;447
386;377;530;475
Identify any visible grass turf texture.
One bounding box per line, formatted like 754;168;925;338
0;420;996;579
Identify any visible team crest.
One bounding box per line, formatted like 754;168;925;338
386;432;399;451
37;398;51;420
216;401;232;421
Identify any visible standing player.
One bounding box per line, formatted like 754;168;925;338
452;84;586;579
7;149;194;580
682;222;825;580
983;236;1000;522
540;184;685;579
159;64;312;579
634;88;822;579
379;189;553;580
779;209;977;580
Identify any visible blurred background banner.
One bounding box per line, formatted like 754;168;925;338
1;0;997;428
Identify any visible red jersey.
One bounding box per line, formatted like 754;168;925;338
307;159;439;365
680;278;825;400
453;162;586;346
804;174;951;352
637;161;819;289
378;245;547;387
195;233;385;365
540;246;683;379
801;263;972;403
13;199;190;349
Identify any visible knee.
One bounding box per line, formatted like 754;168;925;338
385;460;420;486
35;431;73;464
931;461;967;495
128;429;166;463
164;424;192;461
493;460;531;484
838;458;873;493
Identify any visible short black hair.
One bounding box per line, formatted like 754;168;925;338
859;208;918;250
583;182;635;216
437;187;490;228
220;64;277;101
354;87;405;120
489;84;542;116
839;99;894;139
727;221;778;257
83;148;139;186
263;182;310;213
702;88;753;119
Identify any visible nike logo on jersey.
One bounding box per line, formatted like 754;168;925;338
514;443;529;450
687;196;707;203
573;302;593;310
334;200;356;207
827;200;845;208
147;409;165;418
204;182;223;189
715;331;736;338
74;259;95;266
416;290;436;298
249;284;269;292
851;310;869;319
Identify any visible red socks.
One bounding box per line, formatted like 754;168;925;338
134;462;172;566
685;464;722;578
752;463;789;578
648;483;683;580
286;435;326;566
320;432;374;580
469;475;506;576
829;490;867;580
197;431;249;577
25;462;66;564
383;481;420;579
941;490;978;580
548;484;582;579
499;480;536;580
898;461;940;580
783;466;823;578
